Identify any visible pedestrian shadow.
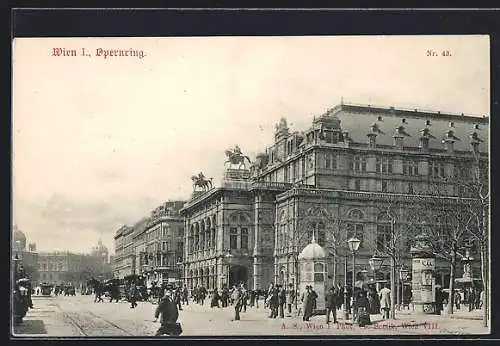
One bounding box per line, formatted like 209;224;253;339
12;319;47;336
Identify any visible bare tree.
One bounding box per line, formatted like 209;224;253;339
451;159;489;326
412;181;474;315
373;200;414;319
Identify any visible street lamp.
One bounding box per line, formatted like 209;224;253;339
225;250;233;288
369;255;384;292
399;266;409;311
348;237;361;324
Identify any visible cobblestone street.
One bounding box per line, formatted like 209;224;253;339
12;295;489;337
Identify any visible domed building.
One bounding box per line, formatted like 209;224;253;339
91;239;109;264
13;225;27;252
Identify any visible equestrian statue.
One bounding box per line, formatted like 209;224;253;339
191;172;213;191
225;145;251;169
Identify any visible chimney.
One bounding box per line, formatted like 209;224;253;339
443;130;456;154
393;126;404;149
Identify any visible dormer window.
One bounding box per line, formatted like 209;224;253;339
449;121;455;128
377;116;383;122
402;118;407;124
426;120;431;126
474;124;480;130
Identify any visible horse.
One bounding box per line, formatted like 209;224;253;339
191;173;213;191
87;278;104;303
225;150;251;169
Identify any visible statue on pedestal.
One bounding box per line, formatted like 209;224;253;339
225;145;251;169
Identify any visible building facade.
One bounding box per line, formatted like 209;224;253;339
38;239;113;287
181;103;488;292
12;225;39;284
112;201;185;284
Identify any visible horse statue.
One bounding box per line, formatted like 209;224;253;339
191;172;213;191
87;278;104;303
225;145;251;169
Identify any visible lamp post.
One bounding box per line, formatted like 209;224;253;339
369;255;384;292
348;237;361;324
343;252;349;321
399;266;409;311
225;250;233;288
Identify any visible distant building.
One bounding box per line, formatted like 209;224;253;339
38;239;113;287
12;225;39;284
112;200;185;284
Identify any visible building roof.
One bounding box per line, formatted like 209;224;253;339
298;238;326;260
326;104;488;153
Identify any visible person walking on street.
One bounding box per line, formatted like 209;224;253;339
154;285;181;336
232;286;243;321
211;289;221;308
182;285;189;306
174;288;182;311
301;286;316;321
435;286;443;315
268;286;279;318
129;284;138;309
325;287;338;324
286;284;295;315
379;284;391;319
278;285;286;318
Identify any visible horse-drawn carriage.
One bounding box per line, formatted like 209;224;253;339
63;284;76;296
40;282;53;296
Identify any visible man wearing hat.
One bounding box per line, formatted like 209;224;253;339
325;287;338;324
154;284;181;336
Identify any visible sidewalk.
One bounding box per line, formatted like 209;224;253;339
12;296;82;337
397;307;484;320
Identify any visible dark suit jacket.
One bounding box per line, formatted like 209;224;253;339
155;296;179;325
325;291;337;309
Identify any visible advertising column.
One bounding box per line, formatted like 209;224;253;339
410;234;436;314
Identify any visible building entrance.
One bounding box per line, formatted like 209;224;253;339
229;265;248;287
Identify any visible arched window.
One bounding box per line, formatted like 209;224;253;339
346;209;364;248
205;218;211;249
200;221;205;251
194;223;200;251
377;212;392;251
189;225;195;253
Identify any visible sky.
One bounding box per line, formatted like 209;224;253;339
12;35;490;254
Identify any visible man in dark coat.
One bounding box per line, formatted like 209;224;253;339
325;287;338;324
129;284;138;308
278;285;286;318
154;285;181;336
182;285;189;306
268;286;279;318
232;286;243;321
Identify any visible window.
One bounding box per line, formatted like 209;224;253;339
230;228;238;249
241;228;248;250
178;227;183;237
429;161;446;178
353;155;367;172
376;157;393;173
377;224;392;251
382;181;388;192
408;182;414;194
162;241;167;251
346;223;364;247
403;160;419;176
354;179;361;191
177;242;183;252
